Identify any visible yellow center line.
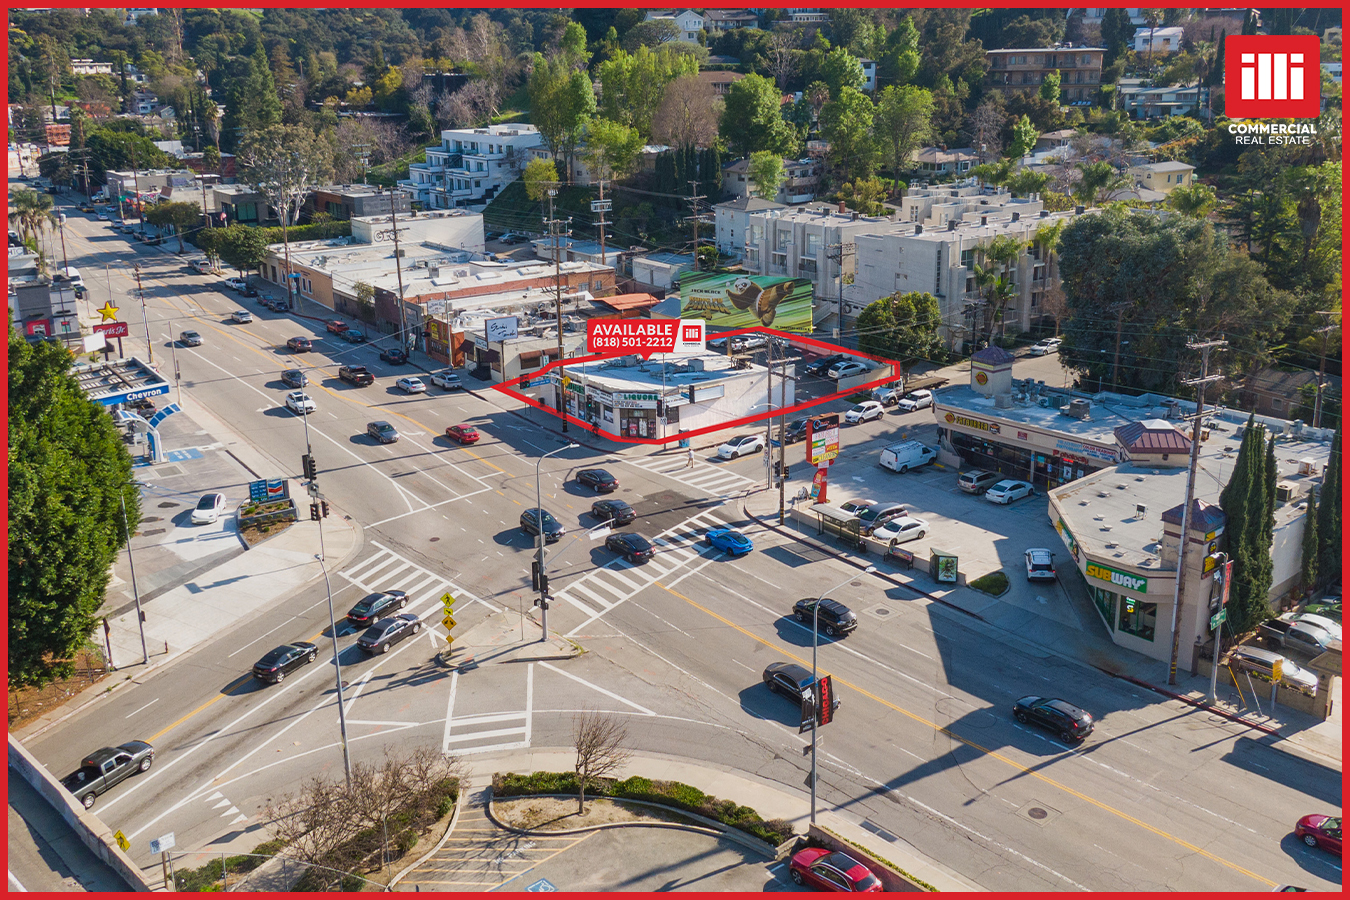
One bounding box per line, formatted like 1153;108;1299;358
146;674;252;743
654;580;1277;887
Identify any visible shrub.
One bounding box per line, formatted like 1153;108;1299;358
969;571;1009;596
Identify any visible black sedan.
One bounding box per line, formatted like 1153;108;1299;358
346;590;408;628
357;613;422;654
781;418;811;444
280;368;308;388
591;498;636;526
252;642;319;683
379;347;408;365
1012;696;1094;743
605;532;655;564
804;354;848;377
576;468;618;493
762;662;841;711
792;598;858;637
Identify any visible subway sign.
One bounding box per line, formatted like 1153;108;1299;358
1085;562;1147;593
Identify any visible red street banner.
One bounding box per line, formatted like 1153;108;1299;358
95;322;130;338
586;318;704;358
817;675;835;726
1221;559;1233;608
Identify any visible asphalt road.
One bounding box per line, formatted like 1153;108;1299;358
19;196;1344;892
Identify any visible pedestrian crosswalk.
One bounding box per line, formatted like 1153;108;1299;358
621;451;764;496
338;541;497;617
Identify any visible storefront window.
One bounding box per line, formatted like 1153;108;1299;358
1117;596;1157;641
1090;586;1115;630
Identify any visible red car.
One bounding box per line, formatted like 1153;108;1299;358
445;424;480;444
1295;814;1342;855
326;320;349;334
285;336;312;352
788;848;882;892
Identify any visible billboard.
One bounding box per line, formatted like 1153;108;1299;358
679;272;813;333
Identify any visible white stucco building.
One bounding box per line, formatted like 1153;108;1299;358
401;124;544;211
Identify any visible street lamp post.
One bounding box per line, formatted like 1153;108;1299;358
534;442;578;642
57;213;70;275
118;485;150;665
810;566;876;825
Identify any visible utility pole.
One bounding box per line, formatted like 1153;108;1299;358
1312;310;1340;429
388;186;410;358
594;178;609;270
545;186;570;432
134;262;153;365
686;180;707;268
1167;338;1226;685
130;145;144;235
825;242;854;330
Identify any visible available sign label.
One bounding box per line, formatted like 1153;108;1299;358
1086;561;1148;592
586;318;705;357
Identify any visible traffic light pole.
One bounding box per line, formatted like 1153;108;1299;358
534;443;577;641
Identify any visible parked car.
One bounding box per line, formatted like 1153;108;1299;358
781;418;811;443
857;502;908;536
96;209;111;221
1028;337;1063;356
252;642;318;684
763;662;840;710
792;598;858;637
339;365;374;386
346;590;408;628
367;421;400;443
431;370;462;390
1025;549;1057;581
191;493;227;525
878;441;936;473
871;383;905;406
1291;613;1341;641
606;532;655;564
61;742;155;809
1294;814;1342;856
958;469;1000;494
592;498;636;526
520;508;565;543
396;376;427;394
844;401;885;424
499;232;527;244
1228;645;1319;695
284;391;316;415
788;848;882;892
125;397;157;416
341;328;367;343
231;309;253;323
286;336;312;352
280;368;308;388
717;434;765;460
1265;620;1337;657
985;479;1035;504
804;354;848;377
325;320;349;334
837;499;875;516
224;277;246;292
576;469;618;493
706;526;753;555
827;360;870;380
872;515;929;544
1302;600;1341;622
357;613;422;654
179;330;203;347
240;285;260;298
1013;696;1094;743
189;257;214;275
444;424;480;444
895;389;934;412
380;347;409;365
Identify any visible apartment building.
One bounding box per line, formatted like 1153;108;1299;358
897;180;1046;230
400;124;543;211
304;184;412;221
1127;161;1195;195
644;9;705;42
985;43;1105;102
721;156;822;204
1117;79;1210;119
713;195;786;255
1133;26;1185;54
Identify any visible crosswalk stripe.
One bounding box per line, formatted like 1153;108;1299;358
402;573;443;599
565;583;614;610
600;566;640;590
341;553;403;582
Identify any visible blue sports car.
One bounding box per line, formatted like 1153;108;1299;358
706;527;753;556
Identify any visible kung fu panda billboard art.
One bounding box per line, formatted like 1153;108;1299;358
677;272;814;333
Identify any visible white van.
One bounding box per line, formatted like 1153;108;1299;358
59;266;84;287
879;441;937;473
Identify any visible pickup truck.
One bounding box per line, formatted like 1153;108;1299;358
61;741;155;809
1259;615;1337;657
339;365;374;386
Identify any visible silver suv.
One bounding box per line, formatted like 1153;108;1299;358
1228;645;1318;695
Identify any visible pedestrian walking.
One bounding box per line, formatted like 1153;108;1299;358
686;446;695;468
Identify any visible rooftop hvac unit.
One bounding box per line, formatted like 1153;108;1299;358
1298;458;1318;476
1038;395;1053;408
1276;482;1303;503
1060;398;1091;420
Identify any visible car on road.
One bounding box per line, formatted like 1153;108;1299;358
606;532;655;564
576;469;618;493
78;202;96;213
781;418;811;443
96;209;111;221
280;368;308;388
1229;645;1319;695
804;354;848;377
367;421;400;443
357;613;422;654
339;365;374;386
856;502;908;536
431;370;462;390
985;479;1035;504
792;598;858;637
763;662;841;710
592;498;635;526
346;591;409;628
957;469;1000;494
827;360;870;380
844;401;885;424
190;257;214;275
231;309;253;324
380;347;409;365
1025;549;1057;581
191;493;227;525
325;320;349;334
61;742;155;809
838;499;875;516
395;376;427;394
284;391;316;415
717;434;765;460
286;336;312;352
224;277;246;292
520;508;565;543
340;328;367;343
240;285;260;298
179;330;203;347
444;424;480;444
872;515;929;544
788;848;882;892
1295;815;1341;855
895;389;934;412
252;642;318;684
1028;337;1063;356
1013;696;1094;743
706;526;753;556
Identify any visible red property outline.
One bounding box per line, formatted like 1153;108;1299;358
491;327;901;445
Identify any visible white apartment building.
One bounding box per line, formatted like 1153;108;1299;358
1133;26;1185;54
401;124;543;211
70;59;114;76
644;9;705;42
714;195;786;255
898;180;1047;230
860;58;877;92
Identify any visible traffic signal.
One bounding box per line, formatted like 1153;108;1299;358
320;500;330;518
774;460;790;479
531;561;548;595
302;454;317;480
656;398;664;417
309;502;320;521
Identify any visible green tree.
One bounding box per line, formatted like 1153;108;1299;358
970;234;1025;344
1300;486;1319;595
721;74;798;159
580;118;644;185
819;47;865;99
1101;8;1134;63
1315;423;1340;587
877;16;920;87
528;54;596;182
747;151;784;200
8;329;137;689
1007;115;1038;159
354;281;376;323
222;46;282;149
596;45;698;138
144;200;201;254
1006;168;1053;197
1167;182;1218;218
213;223;268;277
858;290;943;363
873;85;934;186
523;157;559;202
1073;160;1130;206
1218;420;1277;635
1038;69;1062;105
819;86;877;181
969;158;1015;188
835;176;888;216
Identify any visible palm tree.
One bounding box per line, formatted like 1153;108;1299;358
8;187;58;250
1166;182;1217;219
1005;169;1053;198
1031;218;1066;333
969;157;1015;189
1072;161;1130;207
970;233;1026;344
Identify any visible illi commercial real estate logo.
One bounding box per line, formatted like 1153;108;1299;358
1224;35;1322;146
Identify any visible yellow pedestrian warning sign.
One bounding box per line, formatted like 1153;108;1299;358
114;830;130;851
